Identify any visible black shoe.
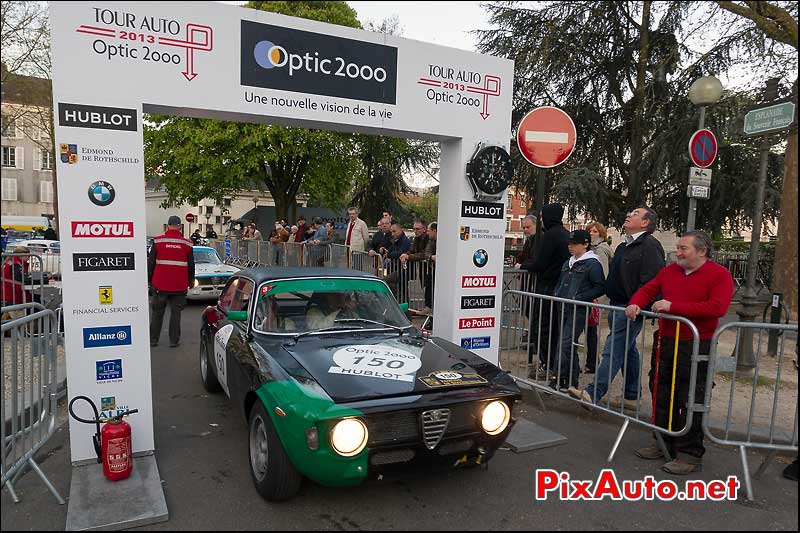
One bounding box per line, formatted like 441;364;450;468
169;342;180;348
783;460;798;481
150;342;158;347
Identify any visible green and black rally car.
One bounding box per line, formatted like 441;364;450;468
200;268;520;501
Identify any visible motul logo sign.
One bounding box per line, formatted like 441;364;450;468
461;276;497;288
459;317;496;329
72;221;134;238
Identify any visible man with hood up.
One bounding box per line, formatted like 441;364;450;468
521;203;570;378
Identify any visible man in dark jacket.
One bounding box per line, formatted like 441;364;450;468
522;204;570;376
383;222;411;300
569;206;665;407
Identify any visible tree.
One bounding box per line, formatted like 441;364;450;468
349;136;438;225
144;1;362;221
347;17;440;224
715;1;798;316
478;2;788;232
1;1;59;232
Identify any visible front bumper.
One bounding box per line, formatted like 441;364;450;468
187;285;226;300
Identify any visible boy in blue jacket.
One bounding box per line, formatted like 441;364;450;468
552;230;606;390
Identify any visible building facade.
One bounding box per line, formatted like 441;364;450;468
1;69;56;223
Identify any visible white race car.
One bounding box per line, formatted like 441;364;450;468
188;246;240;300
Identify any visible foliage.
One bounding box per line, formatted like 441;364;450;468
478;1;792;233
404;192;439;225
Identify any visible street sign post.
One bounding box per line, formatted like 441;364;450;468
687;185;710;199
516;107;577;168
688;166;712;187
688;129;717;168
744;98;797;137
515;106;577;242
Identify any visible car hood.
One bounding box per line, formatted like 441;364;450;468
279;334;510;403
195;263;239;276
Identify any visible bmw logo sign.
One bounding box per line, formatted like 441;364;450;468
88;181;115;207
473;249;488;268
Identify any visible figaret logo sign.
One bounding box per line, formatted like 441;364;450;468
74;8;213;81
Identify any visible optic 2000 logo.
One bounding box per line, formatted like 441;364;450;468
75;8;213;81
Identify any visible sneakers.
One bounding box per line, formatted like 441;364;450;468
150;341;158;347
567;387;594;411
662;455;703;475
635;445;664;460
527;364;550;381
169;342;180;348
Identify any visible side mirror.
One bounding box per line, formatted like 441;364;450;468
399;303;409;313
227;310;248;322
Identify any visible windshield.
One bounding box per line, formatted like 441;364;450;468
253;278;411;334
194;250;223;265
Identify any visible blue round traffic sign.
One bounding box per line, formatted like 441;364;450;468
688;129;717;168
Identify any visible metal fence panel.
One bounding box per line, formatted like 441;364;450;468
703;321;798;500
1;305;64;504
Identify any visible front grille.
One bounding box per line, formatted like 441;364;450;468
421;409;451;450
197;276;225;286
365;402;482;449
438;439;474;456
370;449;415;466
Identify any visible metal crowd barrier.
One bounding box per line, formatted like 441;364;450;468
500;289;702;462
1;302;64;504
703;321;798;500
215;240;438;310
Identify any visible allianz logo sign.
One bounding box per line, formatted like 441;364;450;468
72;221;134;238
83;325;132;348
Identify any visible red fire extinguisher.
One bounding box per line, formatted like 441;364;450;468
69;396;138;481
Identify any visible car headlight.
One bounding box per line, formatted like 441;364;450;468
330;418;368;457
193;278;200;288
481;400;510;435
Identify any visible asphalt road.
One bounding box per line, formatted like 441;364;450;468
2;303;797;531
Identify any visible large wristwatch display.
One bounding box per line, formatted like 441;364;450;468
466;144;513;201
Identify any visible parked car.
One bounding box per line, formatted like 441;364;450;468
188;246;240;300
199;268;520;501
14;240;61;279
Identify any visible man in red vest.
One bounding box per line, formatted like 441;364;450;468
1;246;30;308
148;216;195;348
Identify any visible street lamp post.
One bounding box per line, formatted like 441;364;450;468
686;75;723;231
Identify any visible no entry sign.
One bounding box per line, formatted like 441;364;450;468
516;107;577;168
688;129;717;168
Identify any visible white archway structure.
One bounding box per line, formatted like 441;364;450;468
51;1;513;462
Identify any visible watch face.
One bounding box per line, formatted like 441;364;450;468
469;146;513;195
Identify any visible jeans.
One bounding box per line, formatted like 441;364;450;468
150;290;187;346
555;304;587;388
586;308;643;402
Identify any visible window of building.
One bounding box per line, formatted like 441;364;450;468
40;181;54;203
2;178;18;201
215;215;221;224
2;146;22;168
1;114;19;138
223;198;232;207
35;148;53;170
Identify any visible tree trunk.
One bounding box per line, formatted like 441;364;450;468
628;1;651;211
772;128;798;318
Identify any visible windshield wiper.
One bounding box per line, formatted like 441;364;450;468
334;318;409;335
290;325;358;343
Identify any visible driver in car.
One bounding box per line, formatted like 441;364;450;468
306;292;358;330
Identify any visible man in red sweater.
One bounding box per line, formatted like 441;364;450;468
625;231;733;475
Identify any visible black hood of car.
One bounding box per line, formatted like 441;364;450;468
276;333;510;403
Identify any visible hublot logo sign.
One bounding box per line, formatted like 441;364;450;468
58;103;138;132
461;295;496;310
461;201;504;219
73;253;135;272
